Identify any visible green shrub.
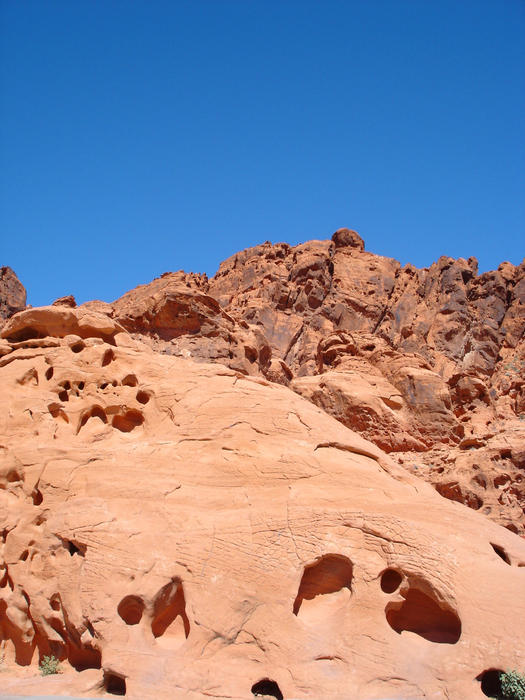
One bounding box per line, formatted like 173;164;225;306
39;654;60;676
501;670;525;700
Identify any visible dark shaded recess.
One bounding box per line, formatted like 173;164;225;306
118;595;145;625
61;538;86;557
4;327;45;342
70;341;85;353
245;346;257;363
112;409;144;433
491;543;511;565
386;588;461;644
477;669;503;697
136;390;150;404
79;406;107;432
102;348;115;366
32;488;43;505
380;569;403;594
293;554;353;615
121;374;138;387
68;642;101;672
104;671;126;695
251;679;283;700
45;367;54;380
152;580;190;639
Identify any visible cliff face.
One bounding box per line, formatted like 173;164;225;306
0;267;26;323
206;230;525;534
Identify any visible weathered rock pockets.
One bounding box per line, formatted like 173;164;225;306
0;303;524;699
1;233;524;536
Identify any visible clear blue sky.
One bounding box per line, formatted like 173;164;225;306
1;0;524;306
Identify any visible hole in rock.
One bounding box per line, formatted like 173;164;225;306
477;669;503;697
121;374;138;387
78;406;108;432
152;580;190;641
58;390;69;402
68;643;101;672
77;381;85;390
17;368;39;386
112;410;144;433
251;679;284;699
70;341;85;353
32;488;43;505
48;403;69;422
45;367;54;381
136;390;150;405
65;539;85;557
380;569;403;593
6;469;22;483
50;596;61;611
102;348;115;367
104;671;126;695
19;550;29;561
491;544;511;565
293;554;353;615
118;595;145;625
385;587;461;643
100;382;109;390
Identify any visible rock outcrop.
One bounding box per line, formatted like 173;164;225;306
0;267;26;324
0;309;524;699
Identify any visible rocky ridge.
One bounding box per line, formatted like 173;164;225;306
6;229;518;534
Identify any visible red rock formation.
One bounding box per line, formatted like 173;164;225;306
206;231;525;534
0;306;524;699
0;267;26;324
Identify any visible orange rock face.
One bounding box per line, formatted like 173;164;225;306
0;231;524;699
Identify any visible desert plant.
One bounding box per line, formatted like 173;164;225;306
39;654;60;676
501;670;525;700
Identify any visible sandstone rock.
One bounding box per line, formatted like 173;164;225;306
1;306;126;344
207;232;525;533
331;227;365;250
0;330;524;699
52;294;77;307
0;267;26;322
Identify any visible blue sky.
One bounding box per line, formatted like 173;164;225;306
1;0;524;306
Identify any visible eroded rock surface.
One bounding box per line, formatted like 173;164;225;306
0;312;524;699
0;267;26;324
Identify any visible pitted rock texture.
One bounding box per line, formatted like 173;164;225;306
62;230;525;532
0;311;524;699
0;267;26;323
